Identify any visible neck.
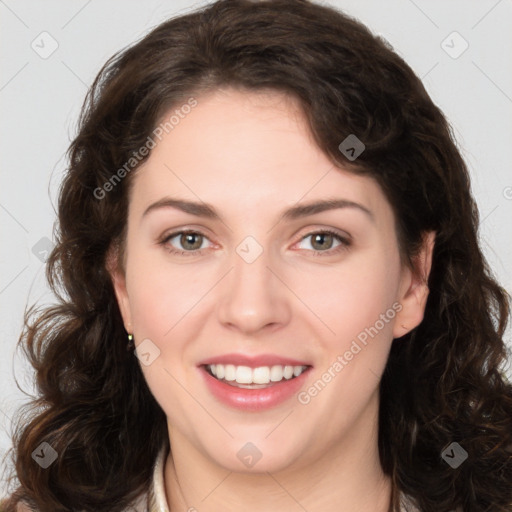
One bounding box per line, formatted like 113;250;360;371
163;392;392;512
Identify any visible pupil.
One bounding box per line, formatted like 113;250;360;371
183;233;201;250
313;233;332;250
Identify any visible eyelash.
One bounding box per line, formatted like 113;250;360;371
158;229;351;257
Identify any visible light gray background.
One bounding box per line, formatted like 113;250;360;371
1;0;511;497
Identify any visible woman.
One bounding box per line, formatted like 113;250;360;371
2;0;511;511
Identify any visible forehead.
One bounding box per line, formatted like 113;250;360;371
129;88;392;225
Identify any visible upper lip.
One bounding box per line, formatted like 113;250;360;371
198;353;312;368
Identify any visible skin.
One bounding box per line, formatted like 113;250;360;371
109;88;434;512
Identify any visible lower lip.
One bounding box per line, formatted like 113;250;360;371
199;366;311;411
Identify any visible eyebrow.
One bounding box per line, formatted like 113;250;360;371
142;197;374;223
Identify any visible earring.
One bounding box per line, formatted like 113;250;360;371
127;333;134;350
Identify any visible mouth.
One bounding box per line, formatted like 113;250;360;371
204;363;311;389
198;358;313;411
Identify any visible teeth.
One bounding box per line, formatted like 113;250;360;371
208;363;307;385
224;364;236;381
236;366;253;384
253;366;270;384
215;364;225;379
293;365;303;377
283;365;294;379
270;365;283;382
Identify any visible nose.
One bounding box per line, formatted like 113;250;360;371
216;239;291;335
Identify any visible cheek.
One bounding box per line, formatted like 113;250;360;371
305;249;402;351
125;266;229;444
125;248;210;352
296;250;402;427
124;253;207;416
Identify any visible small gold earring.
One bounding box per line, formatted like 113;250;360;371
127;333;134;350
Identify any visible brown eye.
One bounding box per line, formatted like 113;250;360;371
296;230;351;256
160;230;211;255
179;232;204;251
310;232;336;251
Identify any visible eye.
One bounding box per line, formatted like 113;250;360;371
159;230;212;256
296;229;351;256
158;228;351;258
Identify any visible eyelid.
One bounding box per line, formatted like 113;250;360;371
295;226;352;244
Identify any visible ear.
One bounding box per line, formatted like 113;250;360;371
393;231;436;338
106;242;133;333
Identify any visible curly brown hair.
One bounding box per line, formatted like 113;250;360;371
2;1;511;511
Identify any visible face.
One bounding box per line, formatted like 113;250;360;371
110;88;432;474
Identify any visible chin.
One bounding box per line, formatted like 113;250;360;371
205;437;304;474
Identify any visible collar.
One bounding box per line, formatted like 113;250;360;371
148;443;171;512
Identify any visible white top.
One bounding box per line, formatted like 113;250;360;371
148;444;170;512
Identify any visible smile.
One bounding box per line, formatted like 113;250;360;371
206;363;309;387
200;363;312;411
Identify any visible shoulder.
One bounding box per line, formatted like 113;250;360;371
7;444;169;512
399;491;421;512
11;499;150;512
9;490;151;512
0;496;35;512
15;503;34;512
121;443;170;512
